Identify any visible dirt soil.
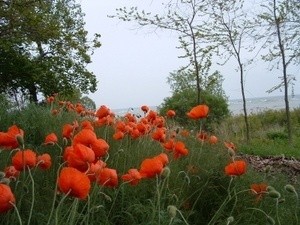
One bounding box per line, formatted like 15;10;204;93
241;154;300;184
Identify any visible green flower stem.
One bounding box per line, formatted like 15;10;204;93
10;202;23;225
276;198;282;225
168;217;174;225
67;198;79;225
26;166;35;225
47;162;66;225
176;208;189;225
294;191;299;224
55;190;71;225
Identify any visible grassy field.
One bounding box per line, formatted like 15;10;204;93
0;99;299;225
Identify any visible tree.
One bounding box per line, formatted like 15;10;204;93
0;0;101;103
112;0;217;104
80;96;96;110
160;67;228;129
257;0;300;144
205;0;253;142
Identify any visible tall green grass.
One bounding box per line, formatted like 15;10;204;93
0;103;299;225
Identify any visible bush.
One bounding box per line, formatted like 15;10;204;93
158;89;230;131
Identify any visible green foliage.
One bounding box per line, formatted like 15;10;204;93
159;88;230;130
80;96;96;110
266;131;288;140
218;108;300;158
0;0;100;103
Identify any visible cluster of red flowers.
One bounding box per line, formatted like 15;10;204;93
0;125;53;213
47;94;96;117
0;100;266;215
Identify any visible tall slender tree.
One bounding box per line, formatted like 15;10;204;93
257;0;300;143
205;0;254;142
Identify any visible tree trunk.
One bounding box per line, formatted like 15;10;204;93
29;84;38;103
189;17;201;105
273;0;292;144
239;63;250;142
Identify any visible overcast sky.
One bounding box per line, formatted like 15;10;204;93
79;1;299;109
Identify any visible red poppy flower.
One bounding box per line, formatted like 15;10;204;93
90;138;109;158
173;141;189;159
115;121;126;132
151;128;166;143
75;103;85;114
136;122;149;135
72;129;97;147
224;141;237;151
129;128;140;139
153;153;169;166
0;184;16;213
86;160;107;182
62;124;75;139
152;116;165;128
47;96;55;103
94;115;115;127
63;146;73;161
12;149;37;171
180;129;190;137
4;166;20;179
163;139;175;151
97;168;118;188
225;160;247;176
197;131;207;141
166;110;176;118
121;169;142;186
209;135;218;144
145;110;158;123
124;113;137;123
81;120;94;130
37;154;52;170
113;131;125;140
187;104;209;120
67;144;95;172
0;125;24;150
51;109;59;115
250;183;268;202
58;167;91;199
95;105;111;119
139;158;164;178
44;133;58;145
141;105;149;113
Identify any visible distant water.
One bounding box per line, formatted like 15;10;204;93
229;95;300;115
113;95;300;117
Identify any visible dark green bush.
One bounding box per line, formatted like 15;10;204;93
266;131;289;140
158;89;230;131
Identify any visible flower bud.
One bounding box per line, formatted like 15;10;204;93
268;190;281;199
16;134;24;148
264;165;272;174
284;184;296;194
227;216;234;224
0;177;11;185
266;216;275;225
63;137;69;146
0;171;5;179
266;186;276;192
160;166;171;179
167;205;177;218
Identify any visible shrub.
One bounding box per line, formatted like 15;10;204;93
158;89;230;131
